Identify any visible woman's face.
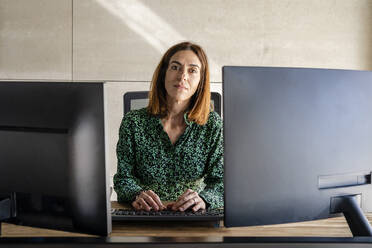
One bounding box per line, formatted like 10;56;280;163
164;50;202;104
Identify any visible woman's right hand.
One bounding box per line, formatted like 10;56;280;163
131;190;166;211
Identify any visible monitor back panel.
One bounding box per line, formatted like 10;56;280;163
0;82;111;235
223;67;372;227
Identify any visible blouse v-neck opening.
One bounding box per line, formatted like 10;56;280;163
156;112;193;148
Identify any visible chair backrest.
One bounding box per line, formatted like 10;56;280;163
123;91;222;116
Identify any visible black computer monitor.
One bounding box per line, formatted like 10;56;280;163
0;82;111;236
223;66;372;237
123;91;222;116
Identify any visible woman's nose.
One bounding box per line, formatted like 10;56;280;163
178;68;187;80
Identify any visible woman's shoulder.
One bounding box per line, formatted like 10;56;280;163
207;111;222;127
205;111;223;130
125;107;149;119
121;107;152;126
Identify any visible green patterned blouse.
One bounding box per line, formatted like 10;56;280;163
113;107;224;209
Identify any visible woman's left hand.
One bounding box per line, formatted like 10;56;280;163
169;189;206;212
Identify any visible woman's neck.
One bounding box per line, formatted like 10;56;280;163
164;98;190;126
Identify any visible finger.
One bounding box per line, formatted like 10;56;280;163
132;201;141;210
183;192;198;202
178;198;198;212
192;201;206;212
147;190;165;210
173;192;198;210
138;198;151;211
172;190;195;210
167;202;175;209
141;192;160;211
174;189;194;206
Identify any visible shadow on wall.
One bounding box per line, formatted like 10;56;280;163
93;0;220;77
95;0;183;54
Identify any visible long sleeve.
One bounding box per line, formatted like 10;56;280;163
113;115;143;203
199;116;224;209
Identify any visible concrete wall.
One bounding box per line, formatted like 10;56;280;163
1;0;371;81
1;0;371;199
0;0;72;80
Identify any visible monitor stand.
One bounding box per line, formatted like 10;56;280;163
0;193;16;236
331;194;372;237
0;197;11;236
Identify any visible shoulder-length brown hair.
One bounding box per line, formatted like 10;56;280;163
147;41;211;125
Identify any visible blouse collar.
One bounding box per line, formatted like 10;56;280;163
153;111;194;127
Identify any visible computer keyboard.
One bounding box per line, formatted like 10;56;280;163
111;208;224;221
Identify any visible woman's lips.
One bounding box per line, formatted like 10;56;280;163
175;84;187;90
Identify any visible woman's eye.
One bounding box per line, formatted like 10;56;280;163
170;65;178;70
190;68;198;73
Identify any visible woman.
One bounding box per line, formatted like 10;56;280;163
114;41;223;212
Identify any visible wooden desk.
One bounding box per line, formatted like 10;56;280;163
2;201;371;238
0;215;361;237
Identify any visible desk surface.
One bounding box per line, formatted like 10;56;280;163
2;201;371;238
1;216;361;237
